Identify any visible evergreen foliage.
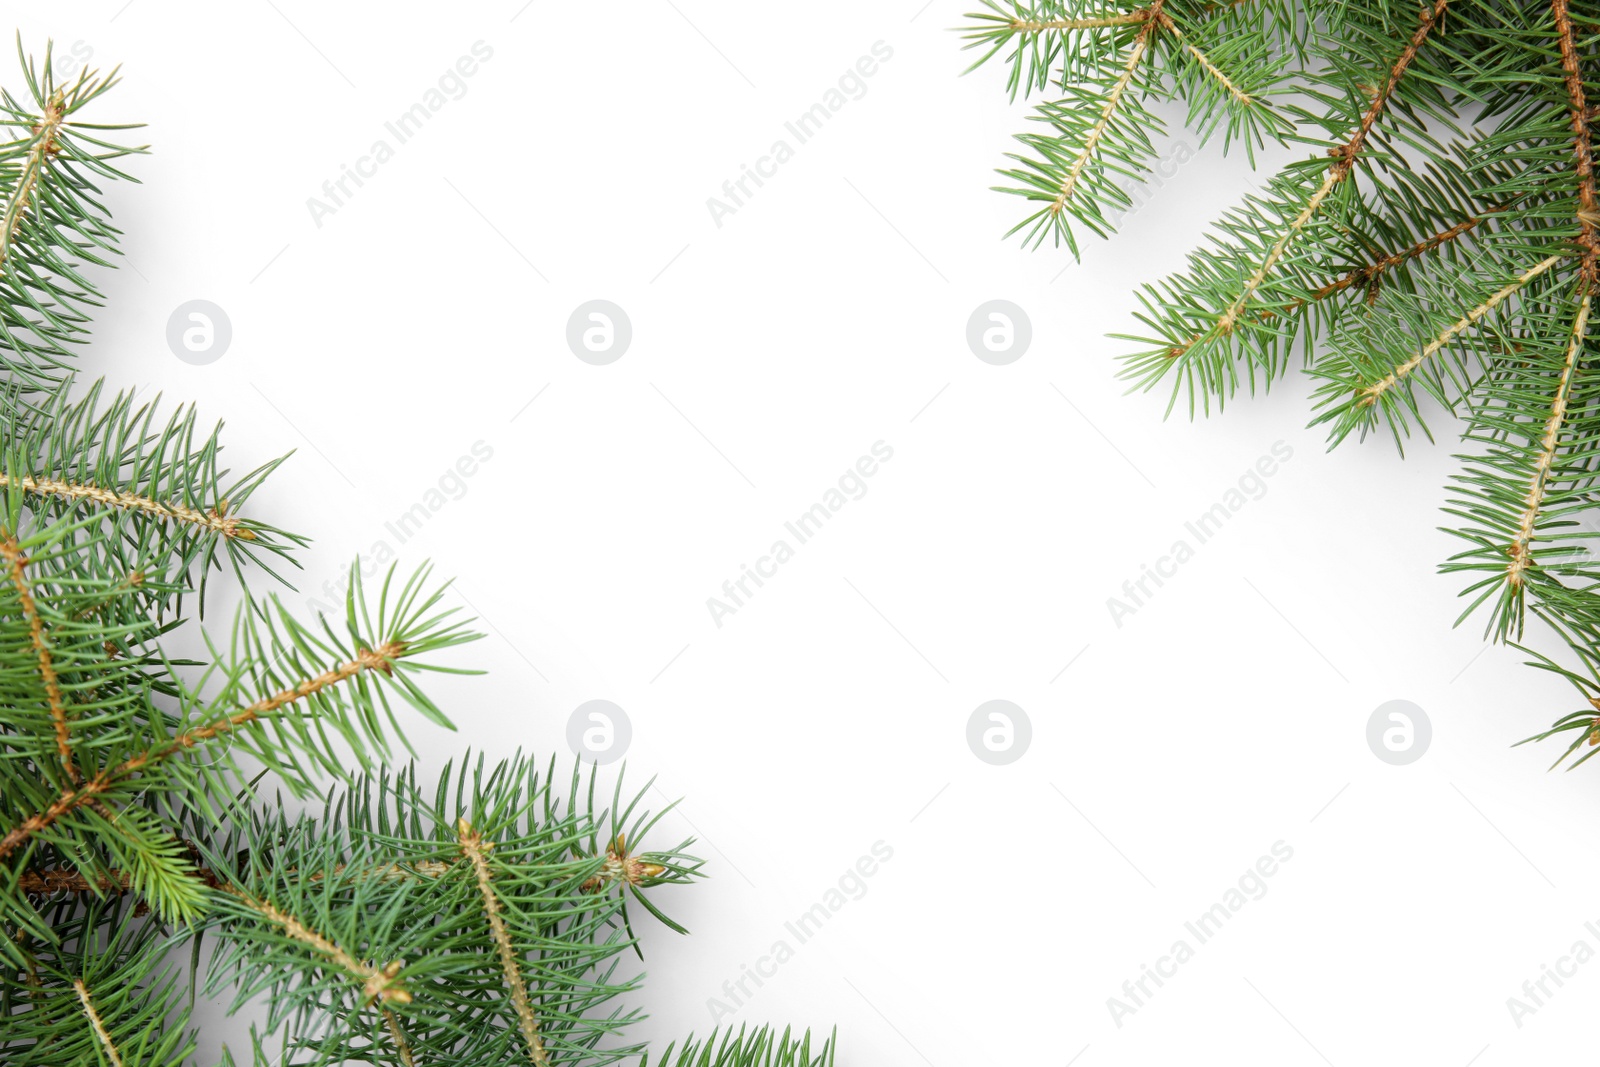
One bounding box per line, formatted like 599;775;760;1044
963;0;1600;765
0;39;832;1064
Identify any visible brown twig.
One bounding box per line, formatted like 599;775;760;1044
1310;208;1502;308
1555;0;1599;282
1168;203;1495;361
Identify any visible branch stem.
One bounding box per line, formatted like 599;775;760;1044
73;978;124;1067
1360;253;1564;405
1;535;71;781
1307;208;1500;308
0;89;66;268
16;857;450;896
1555;0;1600;279
1157;12;1252;105
1010;11;1150;29
1508;293;1590;584
0;474;257;540
459;818;549;1067
385;1010;418;1067
231;887;411;1004
1167;203;1498;360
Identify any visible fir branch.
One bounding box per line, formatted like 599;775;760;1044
4;898;197;1066
1214;0;1449;335
1113;0;1456;414
974;0;1291;252
960;1;1151;95
147;640;408;759
199;758;702;1066
965;0;1600;764
0;37;145;396
1182;196;1517;399
0;558;475;947
1247;203;1511;373
1440;273;1600;641
0;41;835;1063
0;639;410;864
0;379;307;611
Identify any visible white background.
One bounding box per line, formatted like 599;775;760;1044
14;2;1600;1062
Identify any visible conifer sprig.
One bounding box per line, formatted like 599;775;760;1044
964;0;1295;254
0;556;475;948
1;37;832;1064
1;378;309;608
200;758;702;1067
963;0;1600;764
0;36;143;403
